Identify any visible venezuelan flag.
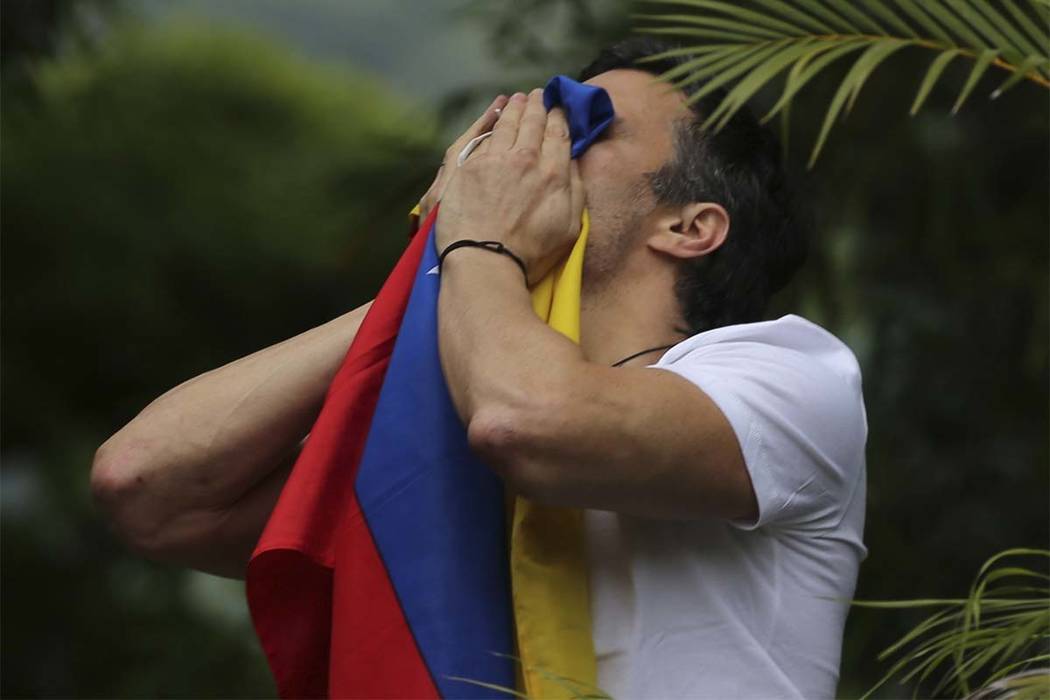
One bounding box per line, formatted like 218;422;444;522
247;75;614;698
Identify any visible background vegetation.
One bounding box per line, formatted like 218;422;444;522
2;0;1046;697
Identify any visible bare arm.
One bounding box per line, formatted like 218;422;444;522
91;300;373;579
92;96;509;579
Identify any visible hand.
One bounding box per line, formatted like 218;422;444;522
436;89;585;286
416;94;510;224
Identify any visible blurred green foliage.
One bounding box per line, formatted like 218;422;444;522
3;9;437;697
4;19;436;446
2;0;1047;698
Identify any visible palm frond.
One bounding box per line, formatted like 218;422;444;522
912;48;962;114
952;48;1001;112
829;0;887;35
809;38;910;166
753;0;837;33
851;549;1050;699
894;0;956;44
991;53;1049;97
633;0;1050;166
1005;0;1050;51
761;39;869;121
793;0;862;33
862;0;920;38
966;669;1050;700
634;13;790;39
705;39;822;131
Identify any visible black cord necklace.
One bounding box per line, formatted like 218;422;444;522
611;343;676;368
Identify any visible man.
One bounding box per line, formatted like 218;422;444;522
92;37;866;698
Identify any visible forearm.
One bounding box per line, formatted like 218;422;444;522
437;260;749;518
92;300;372;562
437;248;583;432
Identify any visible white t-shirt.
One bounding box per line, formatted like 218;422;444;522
586;314;867;699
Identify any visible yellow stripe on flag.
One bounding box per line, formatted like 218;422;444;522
512;209;597;698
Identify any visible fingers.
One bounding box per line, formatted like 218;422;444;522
514;88;547;152
440;94;506;177
444;94;506;174
456;131;492;166
420;94;507;219
540;106;571;177
468;132;493;159
457;94;508;154
489;91;527;151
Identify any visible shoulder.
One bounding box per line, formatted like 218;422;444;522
656;314;862;388
653;315;865;425
651;315;867;531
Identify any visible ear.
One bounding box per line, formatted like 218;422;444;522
646;202;729;261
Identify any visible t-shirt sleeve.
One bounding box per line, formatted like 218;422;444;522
653;324;867;532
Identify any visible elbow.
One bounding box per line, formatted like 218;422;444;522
90;437;166;556
466;401;561;501
90;438;132;521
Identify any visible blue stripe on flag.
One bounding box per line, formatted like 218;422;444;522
354;221;516;698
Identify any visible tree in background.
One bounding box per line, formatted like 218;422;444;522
2;10;437;697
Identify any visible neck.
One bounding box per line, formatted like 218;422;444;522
579;262;687;368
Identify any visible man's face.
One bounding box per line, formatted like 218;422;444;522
577;69;692;291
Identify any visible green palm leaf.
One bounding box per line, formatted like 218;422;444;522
809;38;910;166
762;39;869;121
1031;0;1050;22
952;0;1037;60
893;0;956;44
861;0;919;38
633;0;1050;166
636;0;810;35
911;48;961;114
681;41;792;104
828;0;887;35
751;0;836;33
635;25;762;43
991;53;1050;97
792;0;860;33
851;549;1049;699
633;13;789;39
665;44;770;91
704;39;821;130
952;47;1000;112
641;46;752;84
924;0;990;50
1005;0;1050;51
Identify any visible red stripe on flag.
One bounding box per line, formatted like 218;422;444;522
247;209;441;699
329;510;439;698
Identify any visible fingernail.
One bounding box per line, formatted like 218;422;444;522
511;92;527;102
491;94;507;108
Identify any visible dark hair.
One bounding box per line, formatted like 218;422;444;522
577;37;809;334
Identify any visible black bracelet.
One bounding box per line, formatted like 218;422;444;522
438;239;529;285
